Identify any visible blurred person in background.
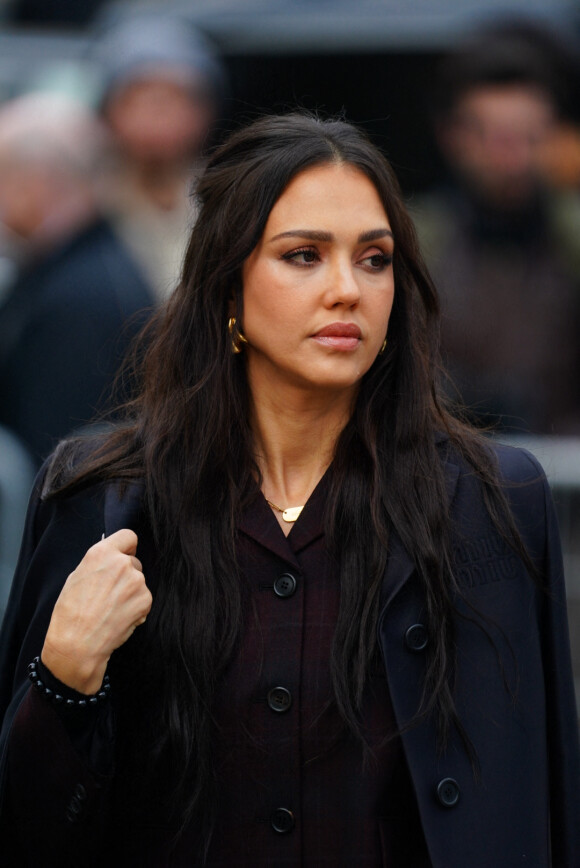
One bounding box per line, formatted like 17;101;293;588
411;23;580;434
538;115;580;198
0;93;154;467
94;9;226;301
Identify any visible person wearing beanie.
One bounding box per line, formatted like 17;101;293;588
94;10;226;300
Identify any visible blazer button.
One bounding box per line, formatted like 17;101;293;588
267;686;292;712
273;573;297;598
271;807;295;833
405;623;429;652
436;777;460;807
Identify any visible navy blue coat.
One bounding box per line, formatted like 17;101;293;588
0;440;578;866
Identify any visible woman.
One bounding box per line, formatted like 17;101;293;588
0;113;578;867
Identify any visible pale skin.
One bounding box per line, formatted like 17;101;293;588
41;161;395;693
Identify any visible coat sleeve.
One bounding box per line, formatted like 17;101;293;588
535;465;580;866
0;470;116;867
502;446;580;866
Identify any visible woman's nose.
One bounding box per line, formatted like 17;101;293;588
324;260;361;307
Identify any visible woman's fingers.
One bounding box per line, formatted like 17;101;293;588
97;527;139;557
41;528;152;694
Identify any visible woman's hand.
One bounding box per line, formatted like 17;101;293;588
41;529;152;695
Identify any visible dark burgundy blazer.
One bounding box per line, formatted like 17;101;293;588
0;439;578;866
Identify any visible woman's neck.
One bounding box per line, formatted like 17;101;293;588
250;384;354;532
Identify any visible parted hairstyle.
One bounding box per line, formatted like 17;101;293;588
49;112;523;851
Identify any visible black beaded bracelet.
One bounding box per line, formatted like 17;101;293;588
27;656;111;708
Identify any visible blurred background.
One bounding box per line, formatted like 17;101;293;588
1;0;580;712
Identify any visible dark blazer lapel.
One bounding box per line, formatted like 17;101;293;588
237;494;303;570
379;454;461;612
104;480;145;537
443;453;461;510
379;529;416;612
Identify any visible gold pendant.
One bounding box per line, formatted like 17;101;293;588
282;506;303;522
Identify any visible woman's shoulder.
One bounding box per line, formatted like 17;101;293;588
486;439;547;485
14;439;145;577
28;433;145;540
443;434;555;545
40;437;99;499
438;431;547;486
437;435;558;571
437;433;552;534
41;428;142;500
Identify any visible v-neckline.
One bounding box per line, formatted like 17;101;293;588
238;465;332;562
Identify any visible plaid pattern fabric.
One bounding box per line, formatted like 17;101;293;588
209;475;428;866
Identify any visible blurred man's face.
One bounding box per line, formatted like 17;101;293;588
0;158;46;242
439;84;556;210
105;74;214;164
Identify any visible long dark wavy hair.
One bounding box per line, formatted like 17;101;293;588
48;112;524;850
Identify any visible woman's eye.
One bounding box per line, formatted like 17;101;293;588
281;247;319;266
360;252;393;271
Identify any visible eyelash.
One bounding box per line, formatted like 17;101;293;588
362;252;393;271
281;247;319;265
281;247;393;271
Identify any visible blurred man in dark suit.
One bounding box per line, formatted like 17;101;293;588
0;93;154;465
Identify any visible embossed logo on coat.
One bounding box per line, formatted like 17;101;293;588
454;535;519;587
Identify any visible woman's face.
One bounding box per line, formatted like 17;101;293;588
241;162;395;400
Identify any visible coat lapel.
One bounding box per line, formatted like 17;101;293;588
104;480;145;537
237;468;329;567
379;453;461;613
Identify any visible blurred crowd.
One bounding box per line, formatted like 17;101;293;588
2;5;580;614
0;7;225;467
0;5;226;614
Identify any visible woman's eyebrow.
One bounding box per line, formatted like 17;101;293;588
269;228;394;243
358;228;394;243
270;229;333;242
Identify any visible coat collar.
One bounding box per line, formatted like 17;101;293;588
237;468;329;567
237;438;462;601
379;449;461;613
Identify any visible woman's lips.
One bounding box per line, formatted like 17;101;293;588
312;322;362;350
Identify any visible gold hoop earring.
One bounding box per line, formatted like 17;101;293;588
228;316;248;354
379;337;388;355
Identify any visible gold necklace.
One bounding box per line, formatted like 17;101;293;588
266;499;304;523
